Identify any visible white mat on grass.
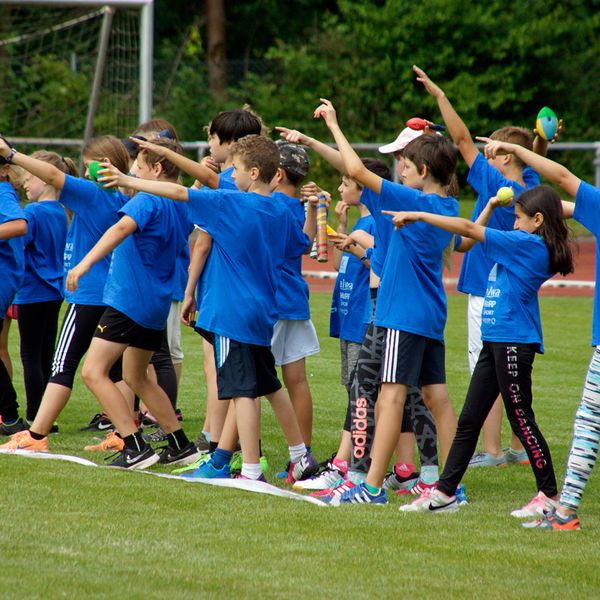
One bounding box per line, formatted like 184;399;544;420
0;449;327;507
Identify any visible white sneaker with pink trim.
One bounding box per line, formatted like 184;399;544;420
510;491;558;518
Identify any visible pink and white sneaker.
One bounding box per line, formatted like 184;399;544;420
510;491;558;518
397;478;438;496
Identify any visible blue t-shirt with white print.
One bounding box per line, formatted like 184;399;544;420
330;214;375;343
480;228;552;353
59;175;129;306
103;192;190;330
272;191;311;321
188;188;310;346
374;179;458;340
14;201;67;304
0;182;26;318
458;153;540;297
574;181;600;346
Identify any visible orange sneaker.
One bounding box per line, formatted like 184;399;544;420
84;431;124;452
0;430;48;451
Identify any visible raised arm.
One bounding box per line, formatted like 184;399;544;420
382;210;486;242
456;195;502;252
413;65;478;167
65;216;138;291
0;219;27;240
132;138;220;189
276;126;346;174
0;138;65;190
479;138;581;197
314;99;383;195
99;162;188;201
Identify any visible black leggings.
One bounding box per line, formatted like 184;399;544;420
16;300;63;421
438;342;557;498
0;318;19;422
150;329;178;409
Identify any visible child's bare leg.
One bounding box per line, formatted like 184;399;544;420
234;397;260;464
336;430;351;462
281;358;313;446
217;400;241;451
395;432;416;464
116;380;136;420
365;383;407;487
421;383;457;466
265;387;304;447
29;383;71;436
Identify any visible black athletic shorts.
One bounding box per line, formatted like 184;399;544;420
201;330;282;399
381;328;445;387
94;307;163;352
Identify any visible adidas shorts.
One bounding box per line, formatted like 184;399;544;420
270;319;320;367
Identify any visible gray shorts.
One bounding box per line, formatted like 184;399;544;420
340;339;362;387
271;319;320;367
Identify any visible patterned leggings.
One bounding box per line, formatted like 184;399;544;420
560;347;600;511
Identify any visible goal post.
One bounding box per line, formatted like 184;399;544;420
0;0;153;139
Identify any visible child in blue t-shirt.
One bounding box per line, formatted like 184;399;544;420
98;134;319;483
480;138;598;530
385;184;573;518
0;135;133;452
14;151;71;425
0;155;28;435
60;139;200;470
314;98;460;506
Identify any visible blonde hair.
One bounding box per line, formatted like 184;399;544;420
31;150;78;177
0;164;26;189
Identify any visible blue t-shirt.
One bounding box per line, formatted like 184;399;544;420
480;229;552;353
188;188;310;346
60;175;129;306
272;191;310;320
374;180;459;340
330;214;375;343
360;187;393;278
14;201;68;304
0;182;26;318
103;193;190;330
172;220;193;302
458;154;541;297
574;181;600;346
218;166;237;190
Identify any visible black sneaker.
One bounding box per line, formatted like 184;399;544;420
81;413;114;432
158;441;201;467
0;418;28;436
26;420;59;434
194;432;210;452
143;426;168;443
107;446;159;470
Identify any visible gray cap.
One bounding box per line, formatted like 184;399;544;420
276;140;309;177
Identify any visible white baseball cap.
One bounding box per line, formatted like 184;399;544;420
378;127;423;154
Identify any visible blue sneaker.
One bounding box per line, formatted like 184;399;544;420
468;451;507;468
455;483;468;505
181;457;231;479
337;482;387;506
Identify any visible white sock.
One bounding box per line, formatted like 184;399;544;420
241;463;263;480
288;443;307;463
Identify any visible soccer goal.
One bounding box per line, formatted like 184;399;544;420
0;0;153;143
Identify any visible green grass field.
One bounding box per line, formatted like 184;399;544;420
2;292;600;599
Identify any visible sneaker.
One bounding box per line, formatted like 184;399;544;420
293;462;346;491
336;482;388;506
397;478;438;496
181;456;231;479
287;451;319;483
107;446;159;470
455;483;468;505
194;432;210;452
233;473;267;483
0;430;48;451
0;418;29;436
383;464;420;492
399;488;459;513
143;427;169;443
80;413;114;432
84;431;124;452
468;451;507;468
510;491;559;518
229;452;269;475
139;411;159;428
158;441;201;466
276;460;291;479
260;455;269;474
171;451;211;474
522;511;581;530
318;479;356;505
504;447;530;466
175;408;183;422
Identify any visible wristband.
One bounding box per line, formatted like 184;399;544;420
5;147;17;164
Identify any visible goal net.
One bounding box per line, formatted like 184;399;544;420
0;3;142;140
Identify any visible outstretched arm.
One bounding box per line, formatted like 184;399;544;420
0;219;27;240
276;126;346;174
99;162;188;201
413;65;478;167
479;138;581;197
0;138;65;190
456;195;503;252
132;138;220;189
382;210;486;242
65;216;138;291
314;99;383;194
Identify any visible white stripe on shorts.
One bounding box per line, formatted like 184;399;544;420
52;303;77;376
383;328;400;383
215;334;230;369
